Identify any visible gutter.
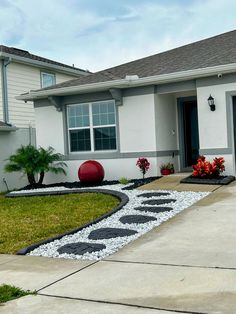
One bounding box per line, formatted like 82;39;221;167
1;57;11;123
16;62;236;101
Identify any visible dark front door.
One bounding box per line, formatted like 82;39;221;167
180;99;200;168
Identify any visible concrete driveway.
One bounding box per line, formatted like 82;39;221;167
1;181;236;313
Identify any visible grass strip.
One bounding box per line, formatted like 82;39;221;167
0;284;35;303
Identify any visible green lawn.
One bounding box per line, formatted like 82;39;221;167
0;193;119;254
0;284;34;303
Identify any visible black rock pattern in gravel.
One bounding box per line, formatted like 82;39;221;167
88;227;137;240
119;215;157;224
57;242;106;255
137;192;170;198
142;199;176;206
134;206;173;214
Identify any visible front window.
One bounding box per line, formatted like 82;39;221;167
41;72;56;88
67;100;117;152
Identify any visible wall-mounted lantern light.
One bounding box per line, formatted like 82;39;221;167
208;95;215;111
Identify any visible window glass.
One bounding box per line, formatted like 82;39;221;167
68;101;116;152
92;101;115;126
70;129;91;152
94;127;116;151
68;104;89;128
41;72;56;88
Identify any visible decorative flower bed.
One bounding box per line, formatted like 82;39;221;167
181;155;235;185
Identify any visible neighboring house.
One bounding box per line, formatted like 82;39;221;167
18;30;236;183
0;46;90;191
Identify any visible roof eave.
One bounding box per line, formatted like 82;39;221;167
16;62;236;101
0;51;89;77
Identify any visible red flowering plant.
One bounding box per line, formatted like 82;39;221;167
192;155;225;178
136;157;150;179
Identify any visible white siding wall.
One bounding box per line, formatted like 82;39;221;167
7;62;78;128
119;94;156;152
35;106;64;154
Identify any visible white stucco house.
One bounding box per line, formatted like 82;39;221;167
18;30;236;183
0;46;89;191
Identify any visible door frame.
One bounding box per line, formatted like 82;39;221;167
177;96;198;171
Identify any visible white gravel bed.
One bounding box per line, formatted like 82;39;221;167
15;184;210;261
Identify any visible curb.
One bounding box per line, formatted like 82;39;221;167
14;189;129;255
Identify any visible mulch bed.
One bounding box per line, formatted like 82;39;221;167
180;175;235;185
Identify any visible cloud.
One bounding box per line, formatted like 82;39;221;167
0;0;235;72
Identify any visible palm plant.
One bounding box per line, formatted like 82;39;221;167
4;145;67;185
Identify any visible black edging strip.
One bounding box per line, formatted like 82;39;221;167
180;175;235;185
13;189;129;255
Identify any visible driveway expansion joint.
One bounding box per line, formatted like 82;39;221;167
102;259;236;271
37;293;208;314
37;261;98;293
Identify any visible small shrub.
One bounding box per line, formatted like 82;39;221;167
119;177;130;185
136;157;150;179
192;155;225;178
160;162;175;172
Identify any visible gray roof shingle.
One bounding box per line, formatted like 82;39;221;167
38;29;236;91
0;45;89;73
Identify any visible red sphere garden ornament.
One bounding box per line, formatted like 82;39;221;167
78;160;105;184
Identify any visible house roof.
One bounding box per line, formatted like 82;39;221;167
0;45;90;75
35;29;236;92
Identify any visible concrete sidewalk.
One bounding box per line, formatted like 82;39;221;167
1;180;236;313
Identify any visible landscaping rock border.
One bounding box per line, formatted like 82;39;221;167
180;175;235;185
15;189;129;255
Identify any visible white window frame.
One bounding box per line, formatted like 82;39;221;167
41;72;56;88
67;100;117;153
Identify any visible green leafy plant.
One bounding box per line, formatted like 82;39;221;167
119;177;130;185
160;162;174;172
4;145;67;185
0;284;34;304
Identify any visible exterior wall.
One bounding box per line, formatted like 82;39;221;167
7;62;78;128
0;65;2;121
155;94;178;151
0;128;36;192
42;157;158;184
119;93;156;152
34;91;180;182
0;61;80;191
35;106;64;153
197;81;236;175
154;93;179;173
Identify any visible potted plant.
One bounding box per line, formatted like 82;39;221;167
160;162;174;175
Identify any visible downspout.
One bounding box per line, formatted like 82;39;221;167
1;57;11;123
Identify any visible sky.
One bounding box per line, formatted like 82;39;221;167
0;0;236;72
